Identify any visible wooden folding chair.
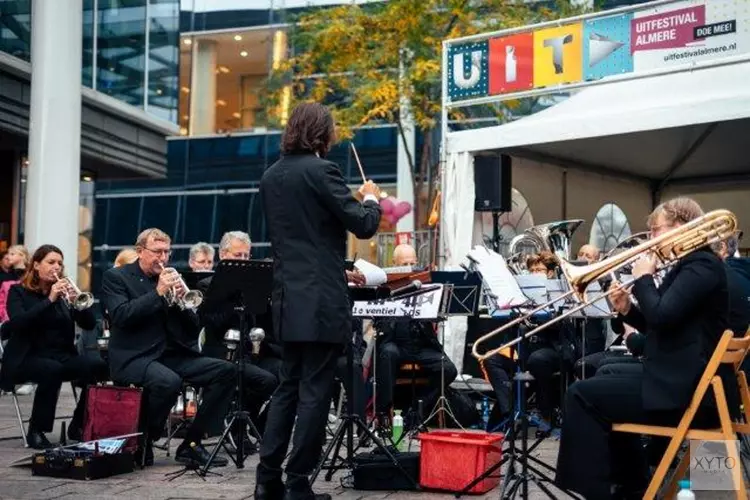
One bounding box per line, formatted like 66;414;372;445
612;330;750;500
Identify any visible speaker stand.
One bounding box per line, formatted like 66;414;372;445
491;211;503;254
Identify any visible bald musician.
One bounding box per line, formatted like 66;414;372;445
374;244;457;425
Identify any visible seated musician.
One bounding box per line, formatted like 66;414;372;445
196;231;278;438
101;228;236;467
555;198;730;499
482;251;578;429
374;244;458;425
0;245;108;449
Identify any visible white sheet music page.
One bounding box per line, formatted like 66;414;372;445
467;246;527;309
353;259;387;286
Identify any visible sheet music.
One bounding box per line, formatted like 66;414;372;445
353;259;387;286
77;438;127;454
466;246;527;310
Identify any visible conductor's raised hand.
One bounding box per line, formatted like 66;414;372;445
359;180;380;200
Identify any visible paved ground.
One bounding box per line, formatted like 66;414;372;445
0;386;569;500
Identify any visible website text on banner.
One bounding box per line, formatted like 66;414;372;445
447;0;749;104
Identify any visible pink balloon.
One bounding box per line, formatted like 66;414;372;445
380;197;395;215
392;201;412;219
385;213;398;225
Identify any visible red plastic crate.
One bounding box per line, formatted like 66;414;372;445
418;430;504;494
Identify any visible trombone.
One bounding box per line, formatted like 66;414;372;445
158;263;203;310
53;273;95;311
472;209;738;362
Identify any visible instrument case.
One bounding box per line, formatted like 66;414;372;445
32;448;134;480
352;449;420;491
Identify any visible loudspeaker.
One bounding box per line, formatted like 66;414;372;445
474;154;512;212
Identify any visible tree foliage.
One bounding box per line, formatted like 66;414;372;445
261;0;587;226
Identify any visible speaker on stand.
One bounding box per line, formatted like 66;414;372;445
474;154;512;253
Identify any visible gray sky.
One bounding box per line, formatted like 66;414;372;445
180;0;381;12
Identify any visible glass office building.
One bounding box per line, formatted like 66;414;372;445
0;0;179;290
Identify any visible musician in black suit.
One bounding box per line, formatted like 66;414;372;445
555;198;730;499
254;102;382;500
100;228;236;468
196;230;278;440
0;245;108;449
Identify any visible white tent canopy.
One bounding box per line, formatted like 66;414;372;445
446;61;750;186
439;61;750;374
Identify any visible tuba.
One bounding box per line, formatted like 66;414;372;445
472;209;738;361
507;220;584;272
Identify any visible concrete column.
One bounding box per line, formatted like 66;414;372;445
25;0;83;283
189;40;217;135
397;51;415;233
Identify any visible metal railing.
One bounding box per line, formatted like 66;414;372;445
373;230;436;267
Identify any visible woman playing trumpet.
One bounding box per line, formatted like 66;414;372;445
0;245;108;449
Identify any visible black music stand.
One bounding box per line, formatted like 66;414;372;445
456;279;581;500
311;286;419;489
181;271;214;291
199;259;273;475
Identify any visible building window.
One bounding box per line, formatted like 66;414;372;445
147;0;180;122
590;202;631;254
0;0;31;61
474;188;534;257
97;0;147;107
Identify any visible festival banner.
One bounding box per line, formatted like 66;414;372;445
533;24;584;88
445;0;750;104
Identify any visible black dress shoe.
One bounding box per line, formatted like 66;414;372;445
254;479;284;500
26;430;52;450
175;441;228;468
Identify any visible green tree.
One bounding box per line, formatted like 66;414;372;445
261;0;586;227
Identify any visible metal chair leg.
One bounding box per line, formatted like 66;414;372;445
11;390;28;447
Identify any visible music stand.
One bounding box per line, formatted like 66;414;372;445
180;271;214;291
457;278;580;500
199;259;273;475
311;286;419;489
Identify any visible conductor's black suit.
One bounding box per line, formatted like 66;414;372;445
256;153;381;495
100;261;236;443
555;249;729;498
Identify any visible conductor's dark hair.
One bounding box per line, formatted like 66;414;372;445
281;102;336;157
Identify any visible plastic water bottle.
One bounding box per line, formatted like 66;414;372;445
677;480;695;500
481;397;490;431
392;410;404;450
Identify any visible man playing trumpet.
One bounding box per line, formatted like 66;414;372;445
101;228;236;467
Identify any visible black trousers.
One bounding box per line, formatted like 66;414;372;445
555;371;679;499
525;345;571;421
375;341;458;414
575;350;636;379
257;341;341;492
140;351;236;441
596;357;643;376
482;354;515;422
17;353;109;433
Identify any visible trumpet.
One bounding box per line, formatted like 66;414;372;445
249;327;265;355
158;263;203;310
53;273;95;310
472;209;738;361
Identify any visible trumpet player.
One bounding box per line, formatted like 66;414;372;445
0;244;108;448
555;198;731;500
196;231;277;444
101;228;236;468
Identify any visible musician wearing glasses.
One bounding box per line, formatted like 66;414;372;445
556;198;730;499
101;228;236;468
188;242;215;272
197;231;278;443
0;245;108;449
482;252;578;431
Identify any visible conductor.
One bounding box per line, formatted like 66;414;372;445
254;102;382;500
